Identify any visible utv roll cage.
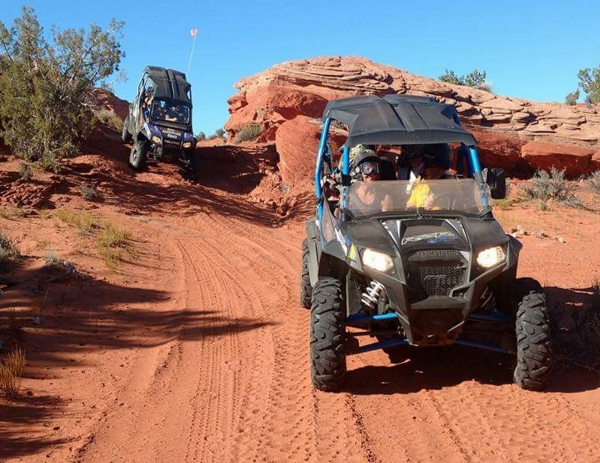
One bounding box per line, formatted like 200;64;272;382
314;94;495;220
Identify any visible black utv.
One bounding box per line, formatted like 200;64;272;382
122;66;197;181
301;95;552;392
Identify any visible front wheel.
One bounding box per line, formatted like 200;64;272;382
182;151;198;182
310;277;346;391
299;238;312;309
129;140;147;170
513;278;553;391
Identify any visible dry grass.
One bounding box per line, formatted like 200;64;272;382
0;348;26;398
234;123;263;143
94;109;122;132
0;204;26;220
55;209;98;235
588;171;600;195
492;197;514;210
54;209;134;271
97;221;133;272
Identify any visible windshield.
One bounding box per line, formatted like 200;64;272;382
151;99;191;124
347;178;489;217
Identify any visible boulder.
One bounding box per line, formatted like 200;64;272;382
275;115;346;186
225;56;600;178
521;141;595;177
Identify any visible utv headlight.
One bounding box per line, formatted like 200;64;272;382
362;248;393;272
151;135;161;144
182;142;192;149
476;246;506;268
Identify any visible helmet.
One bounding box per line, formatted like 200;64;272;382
350;147;379;179
423;144;451;169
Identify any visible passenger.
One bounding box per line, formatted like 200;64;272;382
348;144;396;180
351;148;392;212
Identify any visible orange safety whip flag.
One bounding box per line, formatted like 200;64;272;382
190;28;198;37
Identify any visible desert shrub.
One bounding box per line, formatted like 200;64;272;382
80;182;99;201
587;171;600;195
565;90;580;106
215;128;225;139
19;162;32;182
521;167;576;204
439;69;491;91
43;250;63;269
0;348;25;398
234;123;263;143
93;109;122;132
0;232;21;272
0;7;124;168
578;66;600;105
196;131;206;141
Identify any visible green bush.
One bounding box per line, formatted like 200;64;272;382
19;162;32;182
196;131;206;141
0;7;125;169
234;123;263;143
578;66;600;104
439;69;491;91
565;90;580;106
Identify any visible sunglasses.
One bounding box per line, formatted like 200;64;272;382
359;162;379;176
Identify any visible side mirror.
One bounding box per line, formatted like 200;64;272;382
484;167;507;199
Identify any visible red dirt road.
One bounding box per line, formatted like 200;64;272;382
2;142;600;462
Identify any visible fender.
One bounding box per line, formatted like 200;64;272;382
305;219;321;287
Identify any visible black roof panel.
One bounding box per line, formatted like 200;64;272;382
144;66;192;105
323;94;476;146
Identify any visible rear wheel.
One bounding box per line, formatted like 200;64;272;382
300;238;312;309
513;278;552;391
121;116;132;143
310;277;346;391
129;140;147;170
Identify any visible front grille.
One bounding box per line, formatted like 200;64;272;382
407;250;467;296
417;265;466;296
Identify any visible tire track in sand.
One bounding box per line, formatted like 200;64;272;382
179;213;372;463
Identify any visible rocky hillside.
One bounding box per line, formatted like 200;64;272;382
225;56;600;185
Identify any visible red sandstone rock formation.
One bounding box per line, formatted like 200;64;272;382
225;56;600;184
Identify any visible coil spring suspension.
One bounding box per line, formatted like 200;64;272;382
361;280;386;309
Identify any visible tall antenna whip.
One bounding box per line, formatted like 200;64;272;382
186;28;198;76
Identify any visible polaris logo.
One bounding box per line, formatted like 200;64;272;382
423;275;447;282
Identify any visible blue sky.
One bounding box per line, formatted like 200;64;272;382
3;1;600;134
